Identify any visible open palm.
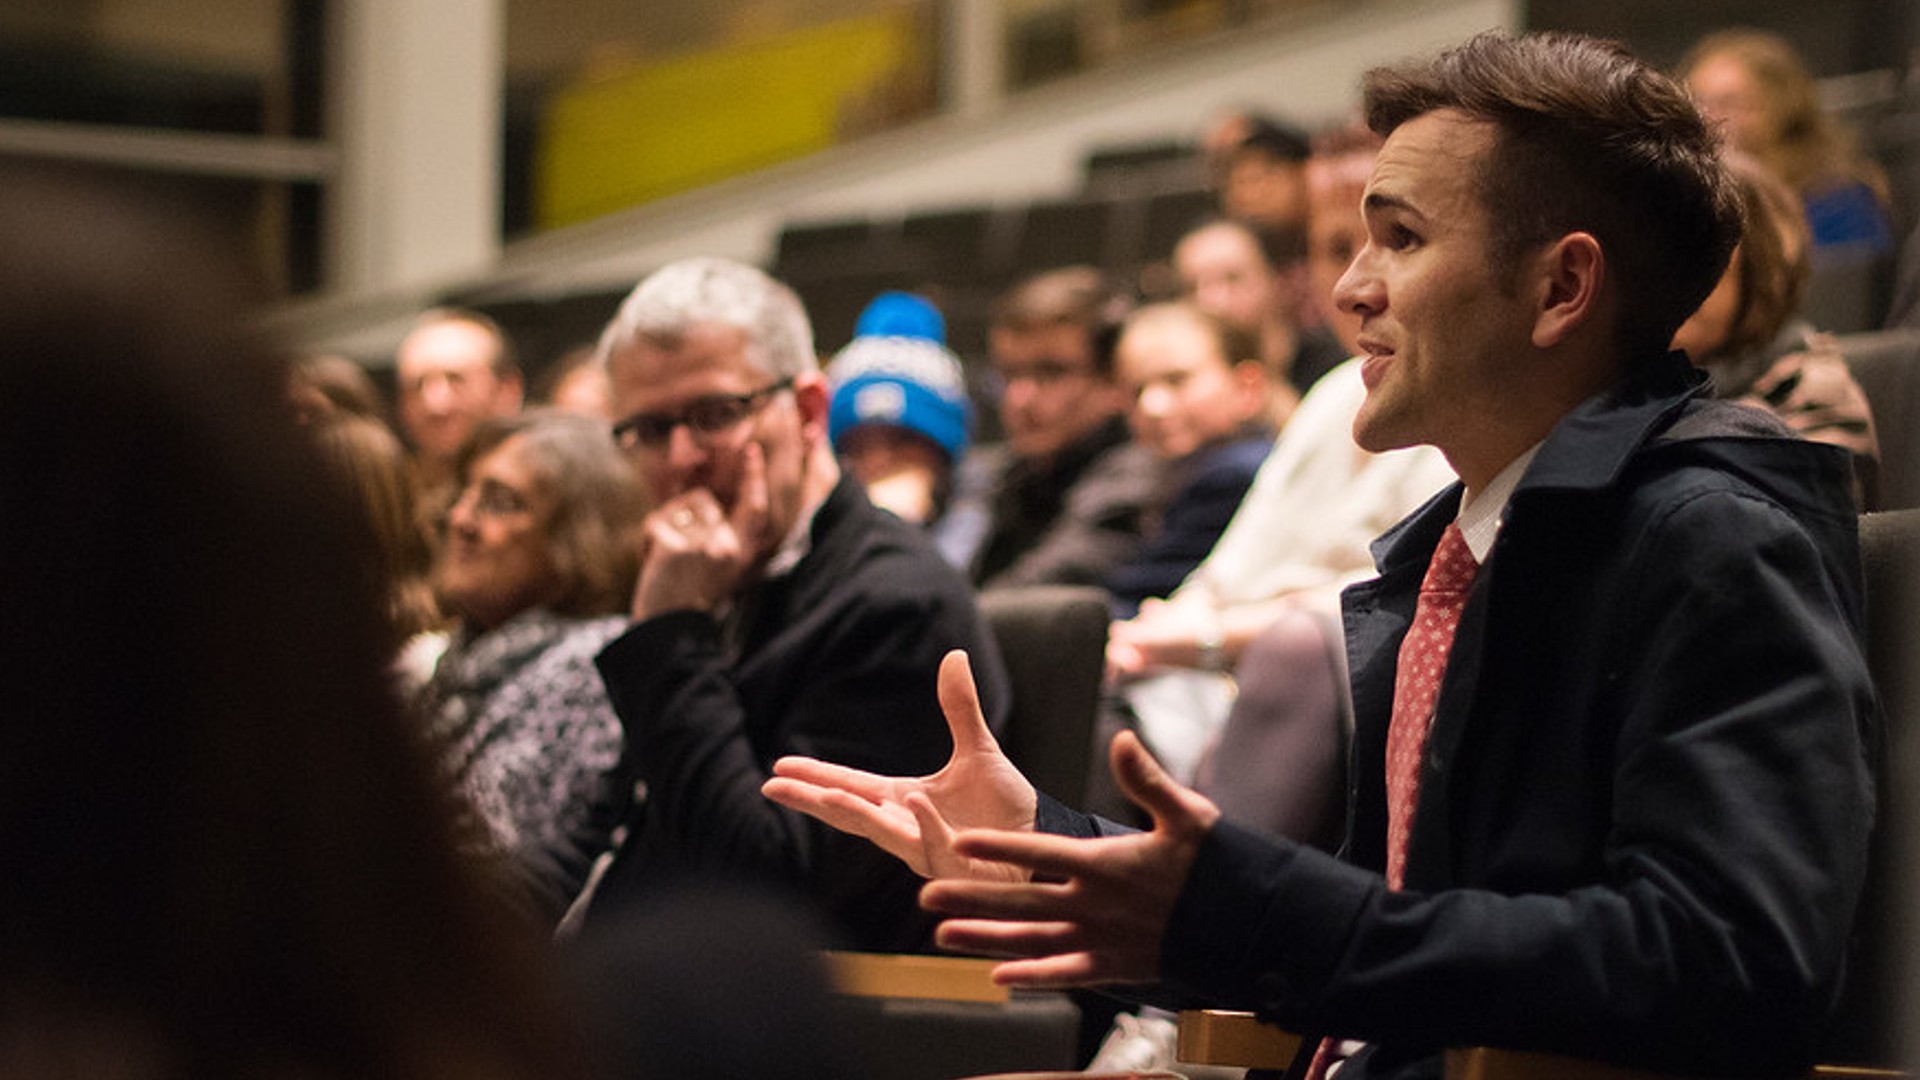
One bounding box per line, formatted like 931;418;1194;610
764;651;1038;883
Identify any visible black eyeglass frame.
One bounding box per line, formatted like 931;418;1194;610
610;376;796;451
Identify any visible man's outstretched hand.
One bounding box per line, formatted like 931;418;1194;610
922;728;1222;989
763;650;1039;883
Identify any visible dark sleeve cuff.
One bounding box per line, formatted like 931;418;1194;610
1160;818;1377;1016
1034;790;1134;839
594;610;721;732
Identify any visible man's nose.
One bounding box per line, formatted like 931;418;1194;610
446;489;479;536
665;422;708;472
1135;384;1173;418
999;377;1036;417
1193;281;1228;316
420;375;455;412
1333;247;1382;318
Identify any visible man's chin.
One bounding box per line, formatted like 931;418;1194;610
1351;413;1418;456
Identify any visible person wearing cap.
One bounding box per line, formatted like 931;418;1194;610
826;292;973;527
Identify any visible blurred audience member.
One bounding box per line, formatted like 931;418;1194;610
1303;122;1387;343
826;291;972;527
1681;28;1895;257
586;257;1008;952
311;413;447;690
1673;151;1880;504
1199;105;1262;188
1218;116;1312;239
291;352;388;426
1104;302;1273;617
419;409;643;922
948;266;1163;589
537;344;615;421
1174;215;1344;410
0;162;582;1080
396;308;525;505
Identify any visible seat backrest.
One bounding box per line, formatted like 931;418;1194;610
978;585;1110;810
1007;199;1121;284
1805;249;1897;335
1823;510;1920;1067
1838;329;1920;510
1860;510;1920;738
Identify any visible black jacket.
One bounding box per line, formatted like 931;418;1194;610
591;477;1011;952
1056;353;1878;1078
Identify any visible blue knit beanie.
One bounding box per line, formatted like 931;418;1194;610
827;293;971;463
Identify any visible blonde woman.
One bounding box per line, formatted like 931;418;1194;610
1681;28;1895;256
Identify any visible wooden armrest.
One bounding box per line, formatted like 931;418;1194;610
823;951;1010;1004
1174;1009;1301;1069
1448;1047;1909;1080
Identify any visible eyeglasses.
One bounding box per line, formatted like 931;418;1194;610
450;478;532;520
990;359;1097;392
610;377;795;452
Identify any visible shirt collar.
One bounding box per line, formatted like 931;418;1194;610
1455;442;1541;563
762;487;827;579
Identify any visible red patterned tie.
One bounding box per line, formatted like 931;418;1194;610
1383;521;1478;889
1390;518;1474;883
1302;522;1478;1080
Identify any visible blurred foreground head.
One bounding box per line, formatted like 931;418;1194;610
0;163;580;1079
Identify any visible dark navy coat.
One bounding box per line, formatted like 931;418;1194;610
1142;352;1876;1079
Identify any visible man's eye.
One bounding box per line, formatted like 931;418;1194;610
1388;225;1422;251
690;399;750;430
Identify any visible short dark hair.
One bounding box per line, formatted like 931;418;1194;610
991;266;1134;377
1364;31;1742;359
1234;118;1312;164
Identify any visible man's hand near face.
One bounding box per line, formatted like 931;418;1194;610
632;441;773;619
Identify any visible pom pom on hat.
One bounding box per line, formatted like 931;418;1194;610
827;293;971;463
854;291;947;342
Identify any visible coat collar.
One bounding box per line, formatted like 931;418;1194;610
1367;350;1707;578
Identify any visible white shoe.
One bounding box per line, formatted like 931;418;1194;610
1086;1011;1180;1073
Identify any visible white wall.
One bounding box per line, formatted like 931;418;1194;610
329;0;503;294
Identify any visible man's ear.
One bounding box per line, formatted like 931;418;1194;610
497;371;526;413
792;372;832;442
1532;231;1605;349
